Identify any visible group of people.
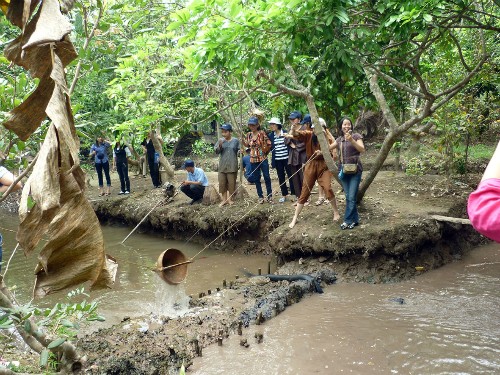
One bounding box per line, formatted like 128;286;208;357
206;111;366;230
90;131;163;196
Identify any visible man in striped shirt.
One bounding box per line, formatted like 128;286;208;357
268;117;295;203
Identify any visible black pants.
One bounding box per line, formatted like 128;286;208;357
180;184;205;201
116;159;130;192
95;161;111;187
147;154;161;187
275;159;295;196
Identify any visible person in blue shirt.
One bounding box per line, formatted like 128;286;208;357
180;159;209;205
90;136;112;196
241;147;253;183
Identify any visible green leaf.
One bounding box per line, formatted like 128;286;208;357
27;196;36;210
423;14;432;22
40;349;49;367
24;319;31;333
61;319;74;328
48;337;67;349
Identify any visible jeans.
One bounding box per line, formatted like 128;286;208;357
95;161;111;187
250;159;272;199
274;159;295;196
340;171;362;224
0;233;3;273
180;184;205;201
116;159;130;192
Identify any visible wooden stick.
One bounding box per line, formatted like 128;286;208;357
155;260;193;272
430;215;471;225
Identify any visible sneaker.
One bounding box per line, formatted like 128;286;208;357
125;191;130;194
190;199;202;205
278;197;286;203
340;222;349;230
118;191;124;195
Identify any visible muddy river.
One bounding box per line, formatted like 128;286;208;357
0;211;273;327
191;242;500;374
1;211;499;374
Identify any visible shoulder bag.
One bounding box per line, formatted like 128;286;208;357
340;138;358;174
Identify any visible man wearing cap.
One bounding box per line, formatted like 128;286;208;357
241;116;273;203
268;117;294;203
215;123;240;206
180;159;209;205
284;111;307;204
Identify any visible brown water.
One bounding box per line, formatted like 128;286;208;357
191;243;500;375
0;211;273;327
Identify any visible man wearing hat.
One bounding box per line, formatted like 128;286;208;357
268;117;295;203
215;123;240;206
284;111;307;204
180;159;209;204
241;116;273;203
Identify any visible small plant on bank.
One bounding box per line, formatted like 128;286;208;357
0;287;104;373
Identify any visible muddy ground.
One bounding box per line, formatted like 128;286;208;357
1;150;490;374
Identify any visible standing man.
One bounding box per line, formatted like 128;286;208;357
180;159;209;205
112;139;132;195
141;130;163;188
215;123;240;207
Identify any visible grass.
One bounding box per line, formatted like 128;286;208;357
456;144;495;160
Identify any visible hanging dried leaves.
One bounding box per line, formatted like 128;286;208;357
3;0;116;297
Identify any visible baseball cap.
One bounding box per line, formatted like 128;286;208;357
300;114;312;124
288;111;302;120
220;124;233;131
248;116;259;125
183;159;195;169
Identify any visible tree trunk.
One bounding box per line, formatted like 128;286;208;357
151;126;175;181
304;95;342;187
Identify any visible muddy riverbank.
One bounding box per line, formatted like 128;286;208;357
89;169;487;283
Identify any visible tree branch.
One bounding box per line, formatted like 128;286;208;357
367;66;428;100
69;4;104;95
448;31;472;72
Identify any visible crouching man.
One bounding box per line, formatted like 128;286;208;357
180;159;209;205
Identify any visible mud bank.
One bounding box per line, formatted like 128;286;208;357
79;269;337;374
90;171;487;283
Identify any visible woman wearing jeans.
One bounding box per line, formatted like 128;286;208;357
242;116;273;204
333;117;365;230
90;136;111;196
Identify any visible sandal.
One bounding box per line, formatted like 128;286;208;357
98;192;104;197
314;198;325;206
258;198;265;204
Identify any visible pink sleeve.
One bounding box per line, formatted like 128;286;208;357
467;178;500;242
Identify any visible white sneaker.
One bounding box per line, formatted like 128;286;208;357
125;191;130;194
118;191;125;195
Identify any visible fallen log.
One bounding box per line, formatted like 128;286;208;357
431;215;471;225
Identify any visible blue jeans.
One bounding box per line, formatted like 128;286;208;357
341;171;362;224
95;161;111;187
250;159;272;199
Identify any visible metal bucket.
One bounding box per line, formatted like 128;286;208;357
156;248;188;284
